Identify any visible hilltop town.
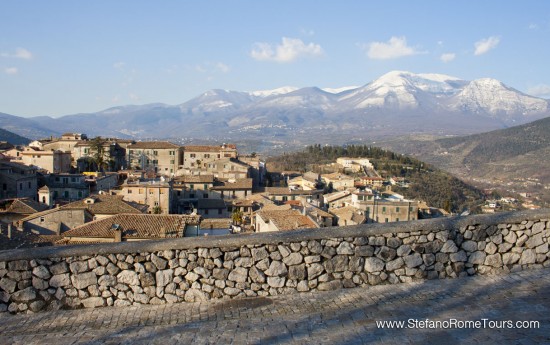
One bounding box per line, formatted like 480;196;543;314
1;133;462;249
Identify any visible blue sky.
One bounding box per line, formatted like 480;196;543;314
2;1;550;117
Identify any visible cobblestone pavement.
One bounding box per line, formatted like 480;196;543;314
1;268;549;344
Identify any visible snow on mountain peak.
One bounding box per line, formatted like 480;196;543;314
249;86;299;97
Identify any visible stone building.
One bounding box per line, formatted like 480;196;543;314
119;179;172;214
0;161;38;201
19;148;72;173
127;141;182;176
181;144;237;170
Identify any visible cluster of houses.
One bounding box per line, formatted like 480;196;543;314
0;134;445;249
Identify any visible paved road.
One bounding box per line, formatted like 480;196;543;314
1;268;549;344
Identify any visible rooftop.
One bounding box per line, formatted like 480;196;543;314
128;141;180;149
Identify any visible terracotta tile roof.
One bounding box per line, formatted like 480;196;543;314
322;172;354;181
200;218;232;229
3;198;49;214
257;209;318;231
62;214;201;240
128;141;180;149
174;174;215;184
264;187;323;196
62;194;148;215
324;190;352;203
184;145;224;152
212;178;252;190
0;225;58;250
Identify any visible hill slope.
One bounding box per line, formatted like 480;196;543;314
0;127;30;145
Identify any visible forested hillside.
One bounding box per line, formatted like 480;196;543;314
267;145;485;213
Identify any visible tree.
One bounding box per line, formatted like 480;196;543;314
89;136;107;172
152;205;162;214
232;209;243;225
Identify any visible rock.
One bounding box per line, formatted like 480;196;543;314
267;276;285;288
184;288;208;302
321;246;336;259
32;266;51;280
249;266;266;283
536;243;548;254
355;246;374;257
156;269;174;287
376;246;396;262
484;253;502;267
450;251;467;263
114;300;132;307
139;273;155;287
531;222;545;234
307;263;324;280
364;257;385;272
8;260;29;271
348;256;364;272
336;242;354;255
81;297;105;308
193;267;211;278
468;251;486;265
29;300;46;312
50;262;69;275
520;249;536;265
278;245;291;257
265;261;287;277
288;264;306;280
212;268;229;280
49;273;71;288
441;240;458;253
185;272;199;282
235;257;254;268
396;245;411;257
504;231;517;244
224;287;241;296
297;280;309;292
318;280;343;291
228;267;248;283
324;255;348;273
526;234;544;249
283;253;303;266
403;254;423;268
422;254;436;266
71;272;97;290
32;277;49;290
12;287;36;302
151;254;168;270
305;255;321;264
98;275;117;287
502;253;520;265
117;270;140;286
386;258;404;271
69;261;89;274
106;263;120;275
251;247;269;261
0;278;17;293
308;240;323;254
461;241;477;252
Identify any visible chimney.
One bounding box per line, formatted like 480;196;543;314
7;224;12;239
112;224;122;242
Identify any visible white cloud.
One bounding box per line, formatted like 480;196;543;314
526;84;550;98
1;47;33;60
4;67;18;75
113;61;126;69
440;53;456;63
216;62;230;73
474;36;500;56
365;36;424;60
250;37;323;63
528;23;538;30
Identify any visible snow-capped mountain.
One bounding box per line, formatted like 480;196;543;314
4;71;550;143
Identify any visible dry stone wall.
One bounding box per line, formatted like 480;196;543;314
0;209;549;314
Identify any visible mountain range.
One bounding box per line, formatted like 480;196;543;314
1;71;549;144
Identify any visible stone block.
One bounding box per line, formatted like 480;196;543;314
69;261;89;274
336;242;354;255
441;240;458;253
520;249;536;265
318;280;343;291
81;297;105;308
71;272;97;290
228;267;248;283
12;287;36;302
484;254;502;267
265;261;287;277
49;273;71;288
283;253;303;266
156;269;174;287
386;258;404;271
364;257;385;272
403;254;423;268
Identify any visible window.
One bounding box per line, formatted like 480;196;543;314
64;191;69;198
204;154;210;158
68;211;72;218
139;189;144;194
382;206;386;213
154;201;159;206
2;183;6;190
189;184;194;190
128;189;133;194
78;191;82;198
177;191;181;196
149;190;154;194
190;153;196;158
28;182;31;188
189;193;195;198
224;154;231;157
153;151;158;155
385;218;389;223
218;209;222;215
170;160;175;164
40;217;45;223
396;218;399;222
71;177;76;182
396;207;400;212
169;151;175;156
203;193;208;199
19;183;22;190
55;177;60;182
204;184;208;190
160;189;165;194
129;150;134;154
204;209;209;215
